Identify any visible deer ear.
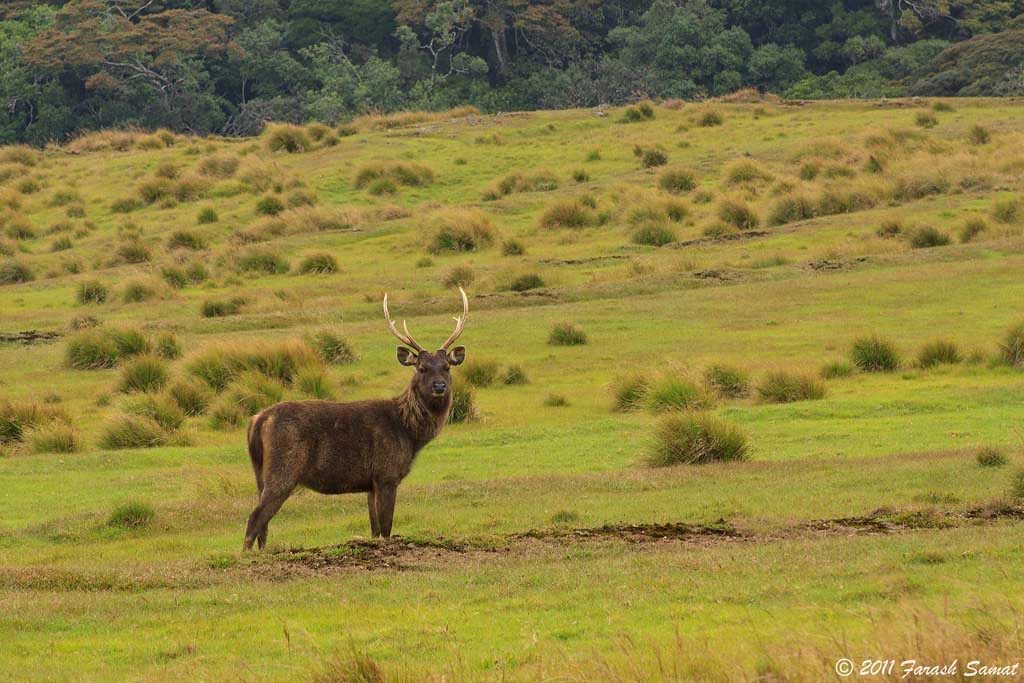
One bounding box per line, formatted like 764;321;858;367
446;346;466;366
396;346;418;366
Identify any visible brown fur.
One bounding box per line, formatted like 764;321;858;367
243;348;463;550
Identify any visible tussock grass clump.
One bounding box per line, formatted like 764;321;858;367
877;219;903;238
718;198;759;230
851;336;901;372
115;241;151;264
698;111;724;127
959;218;988;243
108;329;150;357
201;297;246;318
196;155;239;178
889;171;951;203
49;190;81;207
99;415;167;450
539;199;598;230
50;236;73;252
168;230;205;250
647;413;747;466
639;148;668;168
237;249;289;275
632;222;676;246
968;125;991;145
646;377;713;413
428;209;497;253
463;361;499;388
1012;469;1024;500
4;219;33;240
999;321;1024;369
757;371;826;403
724;160;773;185
311;332;357;365
544;394;569;407
65;330;119;369
918;340;962;369
915;112;938;128
188;340;323;391
297;253;338;275
448;379;478;424
111;197;143;213
703;365;750;399
502;239;526;256
572;169;590;182
122;281;155;304
76;280;108;305
908;226;950;249
549;323;587;346
0;401;67;445
502;365;529;385
485;171;559;199
286;190;318;209
265;124;312;153
0;259;33;284
659;168;697;194
354;163;435;190
226;372;285;415
768;194;815;226
976;447;1007;468
209;397;246;430
108;501;156;529
821;361;854;379
611;374;650;412
125;394;184;432
29;424;79;454
509;273;544;291
297;367;334;399
119;355;168;393
255;195;285;216
167;379;211;416
442;266;474;288
991;197;1023;225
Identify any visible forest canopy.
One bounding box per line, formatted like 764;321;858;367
2;0;1022;144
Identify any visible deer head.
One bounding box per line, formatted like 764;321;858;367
383;287;468;401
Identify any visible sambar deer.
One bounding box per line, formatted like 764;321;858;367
242;288;469;550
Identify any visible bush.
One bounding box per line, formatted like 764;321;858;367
968;125;991;145
168;230;206;250
125;394;184;431
155;333;181;360
549;323;587;346
65;331;119;369
851;336;901;372
448;379;478;423
646;377;713;412
297;253;338;274
428;209;497;253
311;332;357;365
757;371;826;403
999;321;1024;369
237;250;289;274
915;112;938;128
509;273;545;291
909;226;950;248
821;361;854;379
502;365;529;385
99;415;167;450
201;297;245;318
611;373;649;411
119;355;168;393
768;194;815;226
463;361;499;388
647;413;747;466
659;169;697;194
0;259;33;284
167;379;211;416
641;149;668;168
297;367;334;399
918;340;962;369
976;447;1007;468
266;124;312;153
632;223;676;247
107;501;156;529
29;424;79;454
992;197;1023;224
77;280;108;305
959;218;988;243
502;239;526;256
122;281;154;304
703;365;750;399
718;199;759;230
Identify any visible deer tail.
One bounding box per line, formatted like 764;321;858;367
247;410;269;493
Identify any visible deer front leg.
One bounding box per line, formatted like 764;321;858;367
367;489;381;538
375;482;398;538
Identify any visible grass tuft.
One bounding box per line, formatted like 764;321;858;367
917;340;962;369
99;415;167;450
118;356;168;393
167;379;211;416
108;501;156;530
29;424;79;454
757;371;826;403
77;280;109;305
703;365;750;399
718;198;759;230
851;336;901;372
998;321;1024;369
429;209;497;253
502;365;529;385
463;361;499;388
0;259;34;284
647;412;747;466
611;374;649;411
549;323;587;346
297;253;338;275
976;447;1007;468
448;379;478;423
311;332;358;365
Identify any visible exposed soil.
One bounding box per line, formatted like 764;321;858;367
0;330;61;345
803;256;869;272
513;519;740;544
540;255;631;266
669;230;770;249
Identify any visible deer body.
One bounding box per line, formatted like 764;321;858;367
242;289;468;550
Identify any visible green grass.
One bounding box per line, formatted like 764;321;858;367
2;98;1024;680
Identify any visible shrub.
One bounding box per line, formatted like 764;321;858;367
992;197;1023;224
918;340;962;369
539;199;597;230
77;280;108;305
768;194;815;226
237;250;289;274
126;394;184;431
119;355;168;393
201;298;245;318
297;367;334;399
29;424;79;454
502;365;529;385
659;169;697;194
611;374;649;411
908;226;950;248
502;239;526;256
311;332;357;365
428;209;497;253
976;447;1007;468
632;223;676;247
549;323;587;346
168;230;206;250
968;125;991;145
509;273;545;291
718;199;759;230
167;379;211;417
959;218;988;243
999;321;1024;369
703;365;749;399
851;336;901;372
107;501;156;529
646;377;713;412
0;259;33;284
647;413;747;466
463;361;499;388
442;266;474;288
266;124;312;153
641;149;668;168
544;394;569;407
757;371;826;403
209;397;246;430
297;253;338;274
65;331;119;369
821;361;854;379
99;415;167;450
448;379;478;423
155;333;181;360
698;111;724;127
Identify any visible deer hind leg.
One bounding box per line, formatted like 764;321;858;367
243;483;294;551
367;489;381;538
375;482;399;538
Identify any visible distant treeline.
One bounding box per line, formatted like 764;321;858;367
2;1;1023;145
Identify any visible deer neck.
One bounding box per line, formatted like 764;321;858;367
397;385;451;448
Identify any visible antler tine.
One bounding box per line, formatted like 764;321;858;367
440;287;469;351
383;293;425;353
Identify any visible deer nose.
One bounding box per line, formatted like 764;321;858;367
432;380;448;394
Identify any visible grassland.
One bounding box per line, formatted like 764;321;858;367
2;96;1024;681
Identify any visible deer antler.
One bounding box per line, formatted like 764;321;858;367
440;287;469;351
383;293;426;354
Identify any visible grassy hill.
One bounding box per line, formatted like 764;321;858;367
2;96;1024;680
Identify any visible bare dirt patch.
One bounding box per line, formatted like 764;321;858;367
0;330;61;345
